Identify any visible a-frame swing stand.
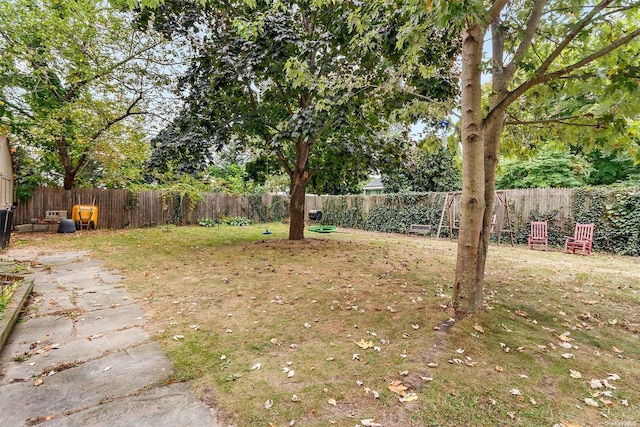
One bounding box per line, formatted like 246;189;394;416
436;191;514;245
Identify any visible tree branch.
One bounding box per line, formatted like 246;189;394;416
73;102;147;175
486;27;640;124
271;77;294;116
489;0;509;23
504;113;600;127
89;94;145;142
65;39;163;103
536;0;615;76
504;0;547;81
274;148;293;177
246;83;258;109
602;2;640;18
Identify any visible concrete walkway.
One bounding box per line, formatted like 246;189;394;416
0;250;221;426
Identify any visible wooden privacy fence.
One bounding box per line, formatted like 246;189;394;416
502;188;574;230
14;188;289;229
13;186;608;231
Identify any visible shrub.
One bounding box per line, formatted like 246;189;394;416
224;217;253;226
198;218;219;227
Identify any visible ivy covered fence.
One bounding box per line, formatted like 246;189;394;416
309;186;640;256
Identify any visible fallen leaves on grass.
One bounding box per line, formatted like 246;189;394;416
360;419;383;427
509;388;525;402
553;422;583;427
399;393;418;403
501;323;512;332
584;397;599;407
606;373;620;381
355;339;374;349
557;332;573;342
388;380;408;396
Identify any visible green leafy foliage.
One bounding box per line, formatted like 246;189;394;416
604;190;640;255
568;187;640;256
0;282;17;314
499;18;640;163
246;194;288;223
155;176;207;224
0;0;173;190
321;196;366;229
497;148;592;189
382;148;461;193
197;218;219;227
586;150;640;186
223;217;253;227
142;2;412;182
322;192;446;234
207;164;257;195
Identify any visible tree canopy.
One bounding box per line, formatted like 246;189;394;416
0;0;174;190
382;145;461;193
139;0;459;239
496;147;592;189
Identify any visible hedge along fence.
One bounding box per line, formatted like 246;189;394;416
307;186;640;255
308;192;447;234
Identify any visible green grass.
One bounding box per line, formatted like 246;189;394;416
11;224;640;426
0;282;17;314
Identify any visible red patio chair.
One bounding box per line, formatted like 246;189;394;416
528;221;548;251
564;223;594;256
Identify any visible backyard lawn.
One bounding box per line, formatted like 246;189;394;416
9;224;640;426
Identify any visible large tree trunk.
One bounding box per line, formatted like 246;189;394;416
288;169;309;240
57;137;76;190
288;138;311;240
474;20;511;295
63;170;76;190
453;22;486;316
